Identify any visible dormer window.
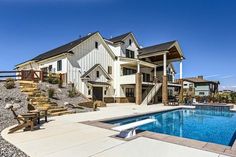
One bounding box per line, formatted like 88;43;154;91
95;41;98;49
96;71;99;78
129;39;132;46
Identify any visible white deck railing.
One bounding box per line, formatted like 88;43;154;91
141;83;162;105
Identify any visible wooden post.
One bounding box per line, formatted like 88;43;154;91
40;71;44;82
135;73;142;105
31;70;34;81
162;53;168;105
179;60;184;103
135;62;142;105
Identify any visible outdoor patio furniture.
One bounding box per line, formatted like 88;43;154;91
28;103;48;123
5;104;39;134
168;101;179;106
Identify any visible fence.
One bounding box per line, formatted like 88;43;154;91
0;70;67;84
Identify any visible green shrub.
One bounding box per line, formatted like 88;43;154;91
4;78;15;89
68;87;77;98
48;88;55;98
48;74;59;84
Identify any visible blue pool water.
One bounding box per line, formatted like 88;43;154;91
105;109;236;146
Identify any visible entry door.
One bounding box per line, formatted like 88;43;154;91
93;87;103;101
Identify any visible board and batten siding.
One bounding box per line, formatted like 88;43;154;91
120;34;139;58
38;55;68;73
67;33;115;97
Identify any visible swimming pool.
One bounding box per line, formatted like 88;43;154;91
105;109;236;146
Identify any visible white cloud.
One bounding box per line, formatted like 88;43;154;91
221;75;234;79
204;74;220;78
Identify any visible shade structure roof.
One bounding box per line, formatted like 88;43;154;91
138;40;184;62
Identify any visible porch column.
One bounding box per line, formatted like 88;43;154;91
162;53;168;105
179;59;184;103
154;66;157;83
135;62;142;105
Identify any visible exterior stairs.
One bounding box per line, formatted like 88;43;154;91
141;83;162;105
18;80;74;116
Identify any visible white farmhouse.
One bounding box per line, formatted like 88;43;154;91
16;32;185;105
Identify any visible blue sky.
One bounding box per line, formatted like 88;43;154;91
0;0;235;90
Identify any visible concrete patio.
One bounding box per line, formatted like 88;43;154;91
1;103;230;157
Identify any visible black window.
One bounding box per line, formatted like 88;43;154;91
143;73;150;82
126;88;134;97
104;90;107;95
108;66;112;74
57;60;62;71
96;71;99;78
48;65;52;72
129;39;132;45
88;89;91;95
125;49;134;58
199;92;205;95
95;41;98;49
123;68;136;75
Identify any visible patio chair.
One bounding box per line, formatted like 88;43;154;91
28;103;48;123
5;104;38;134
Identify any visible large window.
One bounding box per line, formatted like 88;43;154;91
143;73;151;82
57;60;62;71
126;88;134;97
123;67;136;75
125;49;134;58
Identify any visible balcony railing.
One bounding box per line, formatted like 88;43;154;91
120;74;136;84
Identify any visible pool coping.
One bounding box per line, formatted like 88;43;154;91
81;107;236;157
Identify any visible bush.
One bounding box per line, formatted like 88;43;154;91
68;87;77;98
4;78;15;89
48;88;55;98
48;74;59;84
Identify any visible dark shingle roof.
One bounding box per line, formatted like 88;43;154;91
139;40;176;55
81;64;100;78
182;77;220;84
31;32;97;61
109;32;131;43
81;64;112;80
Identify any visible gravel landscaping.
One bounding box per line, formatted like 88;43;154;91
0;82;29;157
38;82;93;112
0;81;93;157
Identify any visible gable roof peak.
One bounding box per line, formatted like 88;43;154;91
109;32;132;43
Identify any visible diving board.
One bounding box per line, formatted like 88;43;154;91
112;119;155;138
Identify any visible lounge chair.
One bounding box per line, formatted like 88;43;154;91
28;103;48;123
5;104;38;134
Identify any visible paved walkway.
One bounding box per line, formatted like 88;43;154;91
1;104;229;157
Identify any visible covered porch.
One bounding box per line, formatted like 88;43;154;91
138;40;185;105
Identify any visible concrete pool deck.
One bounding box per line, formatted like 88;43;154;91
1;103;234;157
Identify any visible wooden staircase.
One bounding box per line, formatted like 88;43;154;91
141;83;162;105
18;80;74;116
